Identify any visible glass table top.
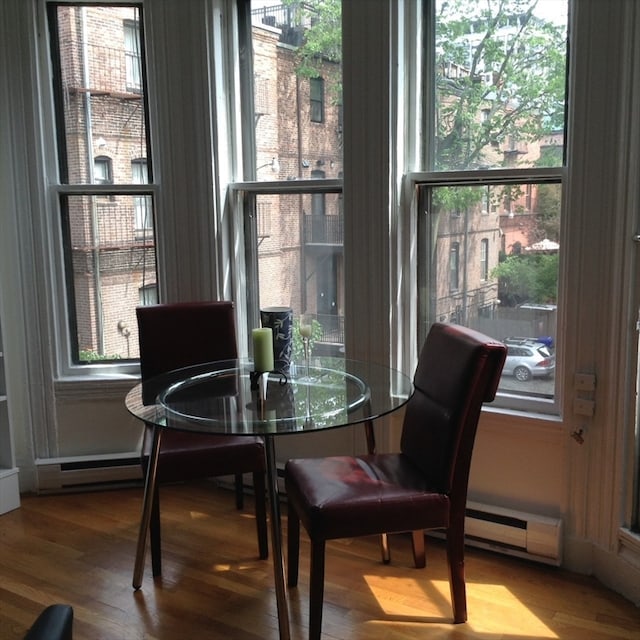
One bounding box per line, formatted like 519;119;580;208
125;358;414;436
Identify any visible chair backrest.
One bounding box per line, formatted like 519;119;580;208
400;323;506;500
136;301;238;384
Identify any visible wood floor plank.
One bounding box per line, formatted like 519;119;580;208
1;481;639;640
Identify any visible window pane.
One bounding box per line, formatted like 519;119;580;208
310;77;324;123
132;160;153;231
250;1;342;181
420;0;567;411
52;5;148;185
248;192;344;357
62;195;156;362
94;157;112;184
419;181;560;400
124;20;143;93
435;0;567;171
49;4;155;364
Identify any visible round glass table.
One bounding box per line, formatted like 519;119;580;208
125;357;413;640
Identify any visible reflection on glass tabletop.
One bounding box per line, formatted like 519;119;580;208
125;357;413;436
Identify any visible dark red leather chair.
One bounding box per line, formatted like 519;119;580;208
136;301;268;579
285;323;506;640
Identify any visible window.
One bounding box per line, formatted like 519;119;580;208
311;169;326;216
48;3;155;364
310;77;324;123
242;2;342;343
94;156;112;184
416;0;567;412
449;242;460;292
480;238;489;281
132;159;152;233
124;19;142;93
139;283;157;306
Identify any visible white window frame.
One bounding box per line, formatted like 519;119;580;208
38;1;156;378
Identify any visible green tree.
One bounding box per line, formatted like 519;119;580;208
282;0;342;99
533;183;561;241
286;0;566;172
492;253;558;305
435;0;567;171
284;0;565;306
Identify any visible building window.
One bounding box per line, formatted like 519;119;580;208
310;77;324;123
480;238;489;280
124;19;142;93
139;283;158;306
450;242;460;291
132;159;152;233
311;169;326;216
94;156;112;185
48;3;155;364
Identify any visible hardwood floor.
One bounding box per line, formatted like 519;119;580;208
1;480;639;640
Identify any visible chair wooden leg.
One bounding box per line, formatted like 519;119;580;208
234;473;244;510
309;539;326;640
411;530;426;568
446;522;468;623
287;506;300;587
150;486;162;577
252;471;269;559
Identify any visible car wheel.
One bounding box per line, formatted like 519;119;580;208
514;366;532;382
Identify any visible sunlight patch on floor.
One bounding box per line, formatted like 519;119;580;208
363;575;558;638
188;510;210;520
212;561;265;572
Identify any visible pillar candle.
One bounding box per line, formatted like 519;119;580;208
252;327;274;372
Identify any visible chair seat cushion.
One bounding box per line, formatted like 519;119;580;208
149;431;266;482
285;454;450;540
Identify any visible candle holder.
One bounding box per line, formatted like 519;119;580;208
260;307;293;375
250;369;289;392
250;370;270;406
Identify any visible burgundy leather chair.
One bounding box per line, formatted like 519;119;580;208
285;323;507;640
136;301;268;578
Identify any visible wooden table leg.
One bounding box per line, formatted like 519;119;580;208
132;425;162;590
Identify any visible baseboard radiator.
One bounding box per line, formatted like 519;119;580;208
458;500;562;565
34;459;563;565
36;453;143;493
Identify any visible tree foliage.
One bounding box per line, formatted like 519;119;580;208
533;182;561;241
282;0;342;96
285;0;566;305
492;253;558;305
435;0;567;171
286;0;566;171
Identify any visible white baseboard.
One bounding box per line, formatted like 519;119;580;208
0;466;20;513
